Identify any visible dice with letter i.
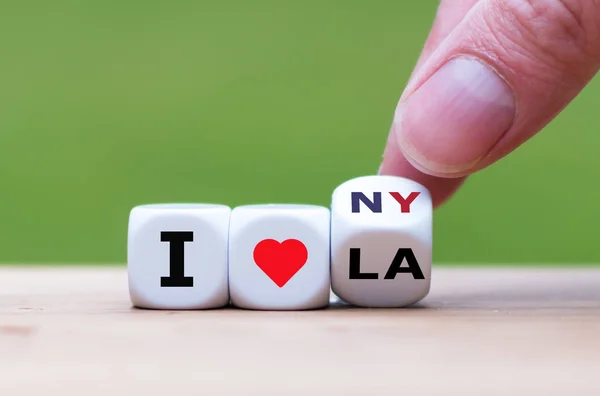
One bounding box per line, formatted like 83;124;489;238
330;176;432;307
228;204;331;310
127;204;231;310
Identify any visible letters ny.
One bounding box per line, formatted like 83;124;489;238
351;192;420;213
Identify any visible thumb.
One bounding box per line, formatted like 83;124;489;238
390;0;600;178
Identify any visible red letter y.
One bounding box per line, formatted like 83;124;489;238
389;192;420;213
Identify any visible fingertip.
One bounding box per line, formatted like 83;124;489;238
379;129;466;209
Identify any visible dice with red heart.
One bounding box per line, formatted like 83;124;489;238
228;204;330;310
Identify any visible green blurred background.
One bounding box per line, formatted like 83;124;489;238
0;1;598;265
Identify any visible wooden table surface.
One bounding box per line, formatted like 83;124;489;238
0;266;599;395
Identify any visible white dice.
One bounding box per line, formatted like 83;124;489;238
127;176;434;310
330;176;432;307
228;204;330;310
127;204;231;310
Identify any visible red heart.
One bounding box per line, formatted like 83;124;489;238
253;239;308;288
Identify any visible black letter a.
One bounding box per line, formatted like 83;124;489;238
383;248;425;280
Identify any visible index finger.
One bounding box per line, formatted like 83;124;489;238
379;0;477;207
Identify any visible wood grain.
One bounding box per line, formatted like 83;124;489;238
0;266;599;395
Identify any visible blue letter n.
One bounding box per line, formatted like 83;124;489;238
351;192;382;213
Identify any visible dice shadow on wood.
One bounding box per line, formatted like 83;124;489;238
129;302;334;312
127;299;431;311
327;294;430;310
129;305;231;312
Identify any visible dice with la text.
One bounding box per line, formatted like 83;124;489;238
331;176;432;308
127;175;432;310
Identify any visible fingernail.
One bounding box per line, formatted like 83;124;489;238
394;57;516;175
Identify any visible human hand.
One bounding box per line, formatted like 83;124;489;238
379;0;600;208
